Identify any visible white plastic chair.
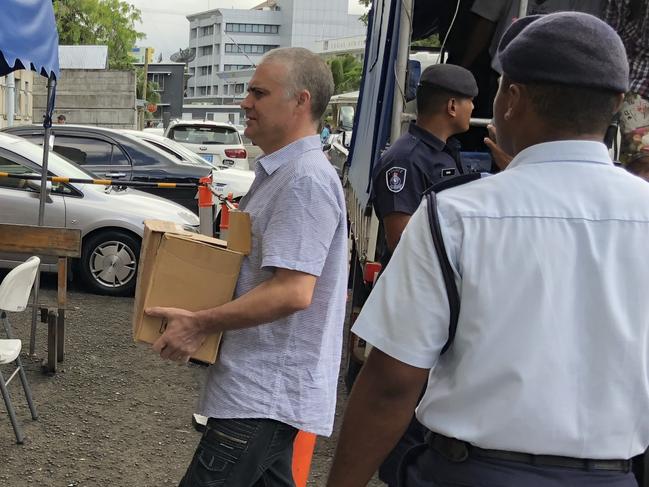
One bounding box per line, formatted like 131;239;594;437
0;256;40;443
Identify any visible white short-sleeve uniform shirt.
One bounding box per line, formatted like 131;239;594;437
353;141;649;459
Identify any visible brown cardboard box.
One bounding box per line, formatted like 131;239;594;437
132;211;251;363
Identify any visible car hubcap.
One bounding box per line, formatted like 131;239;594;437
90;240;137;288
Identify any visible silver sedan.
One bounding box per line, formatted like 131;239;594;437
0;132;200;296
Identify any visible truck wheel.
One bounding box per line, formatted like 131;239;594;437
79;230;141;296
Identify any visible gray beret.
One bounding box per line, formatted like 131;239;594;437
498;12;629;92
418;63;478;98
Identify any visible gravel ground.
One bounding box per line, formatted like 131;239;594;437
0;273;382;487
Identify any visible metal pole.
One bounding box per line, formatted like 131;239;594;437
518;0;529;18
6;73;15;128
31;75;56;355
140;48;150;130
38;77;55;226
390;0;413;144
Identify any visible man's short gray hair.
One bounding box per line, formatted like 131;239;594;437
261;47;334;121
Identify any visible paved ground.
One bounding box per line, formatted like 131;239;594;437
0;274;382;486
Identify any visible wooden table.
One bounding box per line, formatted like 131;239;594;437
0;224;81;372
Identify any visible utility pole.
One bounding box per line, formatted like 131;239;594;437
140;47;151;130
6;73;15;127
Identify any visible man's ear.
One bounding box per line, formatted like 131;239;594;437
296;89;312;110
504;83;523;122
447;98;458;118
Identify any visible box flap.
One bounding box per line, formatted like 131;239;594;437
142;219;189;234
227;211;251;255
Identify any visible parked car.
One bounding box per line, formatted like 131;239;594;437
121;129;254;202
164;120;249;170
0;132;200;296
2;124;212;214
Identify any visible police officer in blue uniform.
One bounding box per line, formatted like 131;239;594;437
371;64;478;268
370;63;478;487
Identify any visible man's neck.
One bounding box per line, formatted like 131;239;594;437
416;118;452;144
261;127;317;155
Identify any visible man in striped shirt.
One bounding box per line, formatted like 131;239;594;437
147;47;348;487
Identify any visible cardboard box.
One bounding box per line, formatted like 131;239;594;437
132;211;251;364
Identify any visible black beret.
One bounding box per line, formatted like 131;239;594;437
498;12;629;92
418;63;478;98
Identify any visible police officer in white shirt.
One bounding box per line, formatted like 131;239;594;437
327;12;649;487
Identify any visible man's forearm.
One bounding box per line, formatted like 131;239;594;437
327;349;429;487
195;270;314;333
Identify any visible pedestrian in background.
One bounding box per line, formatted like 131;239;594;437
147;47;348;487
328;12;649;487
605;0;649;164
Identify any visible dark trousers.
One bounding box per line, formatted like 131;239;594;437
402;446;638;487
379;416;427;486
179;418;298;487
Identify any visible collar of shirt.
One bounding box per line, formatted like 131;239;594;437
256;135;321;176
506;140;613;170
408;122;457;151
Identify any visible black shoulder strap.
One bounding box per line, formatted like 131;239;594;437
426;191;460;355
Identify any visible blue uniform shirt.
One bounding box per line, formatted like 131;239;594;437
371;122;463;220
371;122;464;264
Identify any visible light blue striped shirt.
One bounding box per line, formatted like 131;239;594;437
199;135;348;436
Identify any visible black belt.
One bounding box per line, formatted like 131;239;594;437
426;432;631;473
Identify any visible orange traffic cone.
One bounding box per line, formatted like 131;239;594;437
292;431;317;487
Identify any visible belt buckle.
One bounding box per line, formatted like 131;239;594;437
431;434;469;463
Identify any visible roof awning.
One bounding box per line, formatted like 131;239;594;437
0;0;60;80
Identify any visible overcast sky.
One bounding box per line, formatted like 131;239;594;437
126;0;367;61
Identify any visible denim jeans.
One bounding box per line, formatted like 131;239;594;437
179;418;298;487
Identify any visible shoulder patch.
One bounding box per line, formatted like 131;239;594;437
386;167;407;193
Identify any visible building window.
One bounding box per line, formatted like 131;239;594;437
213;85;219;95
190;28;197;39
223;84;229;95
225;23;279;34
189;87;195;97
224;44;278;55
149;73;166;91
199;66;212;76
223;64;252;71
198;86;211;96
234;83;245;95
189;67;196;76
201;25;214;36
199;45;213;56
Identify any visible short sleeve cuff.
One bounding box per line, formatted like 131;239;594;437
261;256;324;277
352;320;439;369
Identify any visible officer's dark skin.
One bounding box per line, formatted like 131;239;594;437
383;95;474;252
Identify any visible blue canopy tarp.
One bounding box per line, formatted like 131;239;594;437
0;0;60;79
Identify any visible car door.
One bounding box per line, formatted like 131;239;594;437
51;135;133;182
0;149;67;267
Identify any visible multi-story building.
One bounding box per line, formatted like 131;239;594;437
0;70;34;129
135;62;186;127
186;0;365;104
315;35;366;62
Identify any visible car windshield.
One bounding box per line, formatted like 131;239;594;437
169;125;240;145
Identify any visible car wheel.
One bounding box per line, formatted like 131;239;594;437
79;230;141;296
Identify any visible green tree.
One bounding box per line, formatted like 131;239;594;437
53;0;144;69
329;54;363;94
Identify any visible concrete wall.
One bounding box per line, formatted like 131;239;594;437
33;69;136;129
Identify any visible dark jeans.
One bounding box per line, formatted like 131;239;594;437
179;418;298;487
401;446;638;487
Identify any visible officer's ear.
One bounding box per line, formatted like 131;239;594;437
447;97;458;118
